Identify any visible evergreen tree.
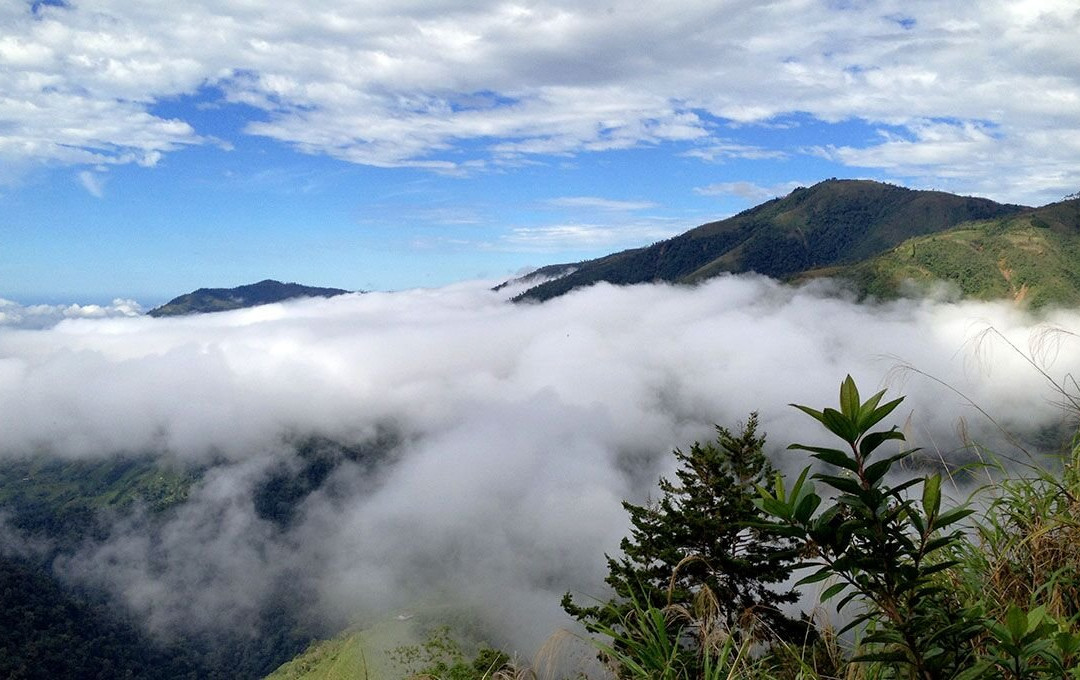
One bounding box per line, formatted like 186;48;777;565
563;414;806;642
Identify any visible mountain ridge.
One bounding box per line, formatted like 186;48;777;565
148;279;352;317
510;179;1029;302
805;196;1080;307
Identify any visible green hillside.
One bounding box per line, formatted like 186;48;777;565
148;279;352;317
0;456;198;544
265;618;419;680
512;179;1026;302
811;198;1080;307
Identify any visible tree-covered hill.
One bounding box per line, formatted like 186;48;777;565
147;279;352;317
806;197;1080;307
512;179;1027;302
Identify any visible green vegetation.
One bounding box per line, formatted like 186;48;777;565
266;617;426;680
813;199;1080;307
9;360;1080;678
0;455;320;680
0;455;198;543
577;376;1080;680
148;279;352;317
563;415;806;645
513;179;1027;303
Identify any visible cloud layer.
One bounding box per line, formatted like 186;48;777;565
3;278;1079;654
3;1;1079;201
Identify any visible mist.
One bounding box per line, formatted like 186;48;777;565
2;275;1079;655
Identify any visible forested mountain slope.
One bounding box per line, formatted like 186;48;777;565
513;179;1027;302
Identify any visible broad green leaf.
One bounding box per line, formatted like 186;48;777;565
840;375;860;419
858;388;887;422
821;407;856;443
935;507;975;529
794;491;822;524
863;450;914;486
820;582;847;602
802;446;860;472
796;567;835;586
922;473;941;519
909;509;925;534
838;611;876;635
858;429;906;462
1006;604;1029;641
859;396;905;432
813;473;863;496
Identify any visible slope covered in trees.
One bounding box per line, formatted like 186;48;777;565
512;180;1027;302
804;197;1080;307
148;279;352;317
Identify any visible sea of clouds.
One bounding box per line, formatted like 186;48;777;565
2;276;1079;654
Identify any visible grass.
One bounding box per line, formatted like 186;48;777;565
265;616;422;680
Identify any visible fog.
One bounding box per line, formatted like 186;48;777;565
2;276;1079;654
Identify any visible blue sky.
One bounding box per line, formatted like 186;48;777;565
2;0;1079;305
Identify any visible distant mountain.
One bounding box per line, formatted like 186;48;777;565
511;179;1028;302
148;279;352;317
805;197;1080;307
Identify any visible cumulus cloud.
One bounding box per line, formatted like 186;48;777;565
0;297;143;329
2;278;1079;654
2;1;1079;200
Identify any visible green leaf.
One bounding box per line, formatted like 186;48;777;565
858;388;886;422
820;582;847;603
859;396;905;432
935;507;975;529
1006;604;1029;641
858;429;906;461
838;612;876;635
840;375;861;419
821;407;856;443
922;473;941;519
813;473;864;496
790;403;824;423
793;491;822;524
802;446;860;472
863;450;914;486
797;567;835;586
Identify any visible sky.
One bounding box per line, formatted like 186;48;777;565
3;0;1079;304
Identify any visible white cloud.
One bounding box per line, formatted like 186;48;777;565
1;1;1079;200
544;196;659;211
498;219;681;251
694;180;807;202
77;169;105;197
0;297;143;329
2;279;1077;653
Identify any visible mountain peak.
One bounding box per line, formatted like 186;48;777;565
148;280;352;317
512;180;1028;302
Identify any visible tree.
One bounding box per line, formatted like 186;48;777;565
563;414;806;643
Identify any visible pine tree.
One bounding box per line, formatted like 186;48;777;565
563;414;806;642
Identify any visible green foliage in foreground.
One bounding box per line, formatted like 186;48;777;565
576;376;1080;680
563;415;806;647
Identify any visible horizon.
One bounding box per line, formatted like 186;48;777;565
3;2;1079;304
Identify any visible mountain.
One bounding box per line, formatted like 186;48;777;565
511;179;1028;302
804;197;1080;307
147;279;352;317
